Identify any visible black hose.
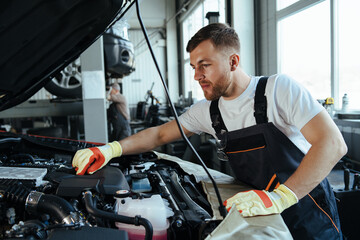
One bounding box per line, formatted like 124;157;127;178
6;188;77;225
36;194;75;223
134;0;227;218
82;191;153;240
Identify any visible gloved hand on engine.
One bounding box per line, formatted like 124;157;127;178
72;141;122;175
223;184;298;217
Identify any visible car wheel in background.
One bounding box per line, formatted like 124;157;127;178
45;58;82;98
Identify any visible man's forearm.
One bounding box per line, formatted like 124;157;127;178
119;120;187;156
284;110;347;199
285;134;347;199
119;127;162;155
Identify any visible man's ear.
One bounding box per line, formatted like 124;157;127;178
229;54;240;71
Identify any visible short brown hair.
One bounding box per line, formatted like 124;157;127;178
186;23;240;54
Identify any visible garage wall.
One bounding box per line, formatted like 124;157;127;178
127;0;167;29
121;29;167;111
255;0;277;76
29;88;52;100
232;0;256;76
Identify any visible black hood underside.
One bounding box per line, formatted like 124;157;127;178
0;0;124;111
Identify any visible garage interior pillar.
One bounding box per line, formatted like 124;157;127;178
80;38;108;143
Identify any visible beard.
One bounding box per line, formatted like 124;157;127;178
201;71;231;101
202;81;227;100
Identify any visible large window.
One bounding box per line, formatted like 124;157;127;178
338;0;360;110
276;0;360;110
278;1;330;100
182;6;204;102
180;0;226;102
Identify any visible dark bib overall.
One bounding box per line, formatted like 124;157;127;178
210;77;342;239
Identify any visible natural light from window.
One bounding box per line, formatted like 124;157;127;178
278;0;331;101
338;0;360;110
278;0;360;110
182;0;225;103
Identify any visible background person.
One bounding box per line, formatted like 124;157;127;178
107;82;131;141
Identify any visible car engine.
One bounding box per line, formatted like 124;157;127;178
0;131;218;240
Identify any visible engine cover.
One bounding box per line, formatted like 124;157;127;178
55;166;130;197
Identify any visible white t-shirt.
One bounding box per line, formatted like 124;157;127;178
179;74;324;154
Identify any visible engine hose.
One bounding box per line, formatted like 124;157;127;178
82;191;153;240
25;191;78;224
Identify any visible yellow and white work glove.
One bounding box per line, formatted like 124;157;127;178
72;141;122;175
223;184;298;217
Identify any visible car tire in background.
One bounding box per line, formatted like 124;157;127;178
45;23;135;99
45;58;83;98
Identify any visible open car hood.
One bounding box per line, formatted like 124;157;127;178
0;0;125;111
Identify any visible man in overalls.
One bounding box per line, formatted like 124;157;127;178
72;23;347;239
107;83;131;141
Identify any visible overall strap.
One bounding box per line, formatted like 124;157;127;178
210;99;228;138
254;77;269;124
210;76;269;134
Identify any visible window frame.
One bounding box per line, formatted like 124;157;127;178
178;0;226;102
179;0;204;100
263;0;342;109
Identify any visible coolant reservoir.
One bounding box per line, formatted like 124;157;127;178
115;194;173;240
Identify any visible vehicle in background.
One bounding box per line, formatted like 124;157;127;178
44;21;135;99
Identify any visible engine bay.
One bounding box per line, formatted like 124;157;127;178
0;131;219;240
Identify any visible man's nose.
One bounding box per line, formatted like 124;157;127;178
194;69;204;81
